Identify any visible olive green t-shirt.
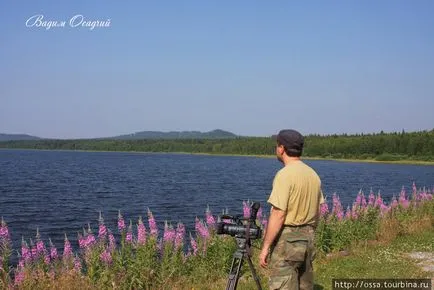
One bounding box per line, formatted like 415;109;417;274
267;160;325;226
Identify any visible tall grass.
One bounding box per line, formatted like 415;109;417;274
0;183;432;289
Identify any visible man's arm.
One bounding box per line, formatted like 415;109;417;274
259;206;286;268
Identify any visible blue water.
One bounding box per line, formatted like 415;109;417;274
0;149;433;261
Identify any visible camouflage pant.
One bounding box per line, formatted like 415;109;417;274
268;225;316;290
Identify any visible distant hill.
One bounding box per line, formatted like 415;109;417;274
0;133;41;141
109;129;238;140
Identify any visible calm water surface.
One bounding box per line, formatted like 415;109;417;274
1;149;433;258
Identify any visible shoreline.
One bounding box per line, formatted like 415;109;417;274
1;147;434;165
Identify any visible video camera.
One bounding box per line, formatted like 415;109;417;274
216;202;262;240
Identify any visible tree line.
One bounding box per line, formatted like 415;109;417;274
0;130;433;161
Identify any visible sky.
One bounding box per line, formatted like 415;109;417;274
1;1;433;139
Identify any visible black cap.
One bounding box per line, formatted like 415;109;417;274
273;129;304;155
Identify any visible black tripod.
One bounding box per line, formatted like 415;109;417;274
225;237;262;290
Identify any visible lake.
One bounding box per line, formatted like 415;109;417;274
0;149;433;257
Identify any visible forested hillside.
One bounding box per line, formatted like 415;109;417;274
0;130;433;161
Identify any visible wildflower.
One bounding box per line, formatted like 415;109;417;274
399;187;409;208
85;224;96;247
100;248;112;265
345;206;351;220
49;238;58;260
30;239;38;259
137;216;147;245
21;238;31;263
0;217;10;241
44;253;50;265
368;190;375;207
243;201;251;218
190;233;198;256
126;220;133;243
73;255;81;272
320;202;329;217
195;217;209;239
78;232;86;249
391;196;398;209
175;222;185;249
63;234;72;259
361;192;367;210
147;208;159;238
351;204;359;219
118;210;126;232
98;212;107;239
412;182;417;197
332;193;344;221
14;268;25;286
380;203;389;216
108;229;116;251
35;229;46;255
163;221;176;244
355;190;362;207
375;192;384;208
205;205;216;228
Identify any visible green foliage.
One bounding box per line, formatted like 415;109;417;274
1;129;433;161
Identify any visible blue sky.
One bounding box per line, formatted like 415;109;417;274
1;1;433;138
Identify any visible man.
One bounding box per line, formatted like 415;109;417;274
259;129;324;290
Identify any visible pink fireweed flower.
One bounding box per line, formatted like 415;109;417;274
85;224;96;248
21;238;31;263
190;233;198;256
137;216;147;245
147;208;159;238
399;188;409;208
14;269;25;286
380;203;389;216
78;232;86;249
49;238;58;260
163;221;176;243
345;206;351;220
29;239;38;259
355;190;362;208
74;255;82;272
108;230;116;251
175;222;185;249
390;196;398;209
44;253;50;265
36;236;46;255
100;248;112;265
361;193;367;210
332;193;344;221
375;192;384;208
0;217;9;241
243;201;251;218
368;190;375;207
98;212;107;239
320;202;329;217
195;217;210;239
351;204;359;219
205;206;216;228
126;220;133;243
118;210;126;232
63;234;72;259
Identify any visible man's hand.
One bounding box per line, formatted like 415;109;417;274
259;247;269;268
258;206;286;269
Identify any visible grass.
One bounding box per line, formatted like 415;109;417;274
1;189;432;290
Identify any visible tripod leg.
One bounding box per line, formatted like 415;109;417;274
226;253;244;290
246;254;263;290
